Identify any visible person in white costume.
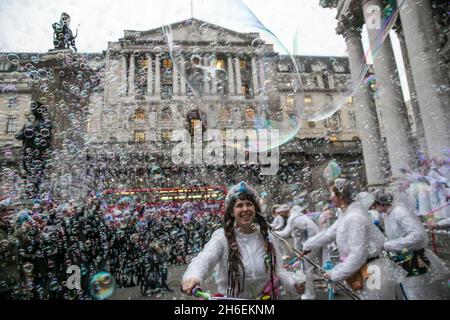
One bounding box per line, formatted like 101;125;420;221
372;189;449;300
271;204;291;260
270;204;289;231
276;205;320;300
426;160;450;219
181;181;305;299
356;192;384;233
433;218;450;228
302;179;406;300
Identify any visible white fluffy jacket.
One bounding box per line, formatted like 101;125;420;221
183;226;299;298
303;202;385;282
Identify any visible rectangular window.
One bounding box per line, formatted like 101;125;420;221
240;59;246;70
329;112;341;130
162;85;173;100
288;114;298;128
162;58;173;69
241;84;249;95
220;107;230;122
191;119;202;133
161;130;172;141
286;96;294;107
138;57;149;69
134;130;145;143
277;62;291;73
216;60;225;69
6;116;17;134
161;108;172;121
333;64;345;73
220;129;227;140
135;109;146;121
295;60;305;72
7;96;18;109
304;96;313;106
346;96;353;105
245;107;255;121
348;111;357;128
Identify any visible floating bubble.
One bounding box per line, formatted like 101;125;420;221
89;272;116;300
151;165;163;175
323;160;342;184
161;0;312;151
23;262;34;275
7;53;19;65
24;128;35;139
363;73;385;97
31;56;40;64
2;85;18;95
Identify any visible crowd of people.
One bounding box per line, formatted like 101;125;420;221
0;195;222;299
1;155;449;300
182;176;449;300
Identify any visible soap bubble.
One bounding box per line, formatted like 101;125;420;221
89;272;116;300
161;0;315;151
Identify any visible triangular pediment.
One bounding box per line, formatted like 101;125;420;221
124;18;258;44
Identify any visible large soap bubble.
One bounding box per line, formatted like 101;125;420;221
159;0;349;151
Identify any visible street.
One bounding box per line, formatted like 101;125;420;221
110;263;351;300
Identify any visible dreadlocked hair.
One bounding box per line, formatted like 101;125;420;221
223;193;278;298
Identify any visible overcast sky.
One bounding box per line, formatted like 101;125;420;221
0;0;348;55
0;0;410;98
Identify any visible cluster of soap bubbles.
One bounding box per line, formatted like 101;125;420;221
159;0;355;152
394;155;450;221
0;194;222;299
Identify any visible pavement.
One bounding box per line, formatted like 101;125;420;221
109;263;351;300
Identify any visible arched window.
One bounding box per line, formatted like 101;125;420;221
134;109;145;121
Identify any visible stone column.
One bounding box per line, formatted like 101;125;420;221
328;73;335;89
121;54;127;96
396;0;450;158
146;54;153;96
227;55;235;95
315;73;324;89
128;54;135;96
180;56;186;95
154;54;161;97
203;55;210;95
173;58;179;96
255;57;267;115
234;57;242;95
341;26;386;186
362;0;414;178
251;55;259;97
396;27;426;154
211;56;217;95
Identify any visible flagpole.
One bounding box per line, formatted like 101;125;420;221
191;0;193;18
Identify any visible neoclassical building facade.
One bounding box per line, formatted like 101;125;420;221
320;0;449;187
0;17;376;204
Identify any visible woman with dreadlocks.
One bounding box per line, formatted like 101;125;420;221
181;181;305;299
